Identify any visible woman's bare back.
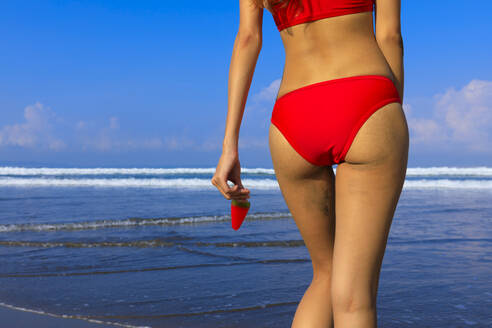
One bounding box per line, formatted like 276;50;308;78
270;10;396;100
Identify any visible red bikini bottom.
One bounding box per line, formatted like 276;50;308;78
270;74;402;166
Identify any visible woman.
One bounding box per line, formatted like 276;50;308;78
211;0;408;327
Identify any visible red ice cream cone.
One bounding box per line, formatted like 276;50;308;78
231;199;250;230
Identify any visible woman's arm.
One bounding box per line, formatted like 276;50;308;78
374;0;404;101
222;0;263;155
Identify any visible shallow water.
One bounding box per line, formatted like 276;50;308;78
0;166;491;327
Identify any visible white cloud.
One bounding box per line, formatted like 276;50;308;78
0;102;66;150
404;103;448;144
200;136;221;151
198;135;269;152
253;79;281;102
402;102;412;117
242;78;282;132
0;95;273;155
77;117;168;152
435;79;492;151
163;135;195;150
244;78;281;114
406;79;492;153
0;102;183;152
239;136;268;150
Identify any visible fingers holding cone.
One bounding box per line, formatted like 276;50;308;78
211;177;250;201
211;177;250;229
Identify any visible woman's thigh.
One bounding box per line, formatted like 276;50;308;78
331;102;409;308
269;123;336;278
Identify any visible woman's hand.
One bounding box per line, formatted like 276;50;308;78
211;151;250;201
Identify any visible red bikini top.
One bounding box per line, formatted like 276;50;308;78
270;0;375;32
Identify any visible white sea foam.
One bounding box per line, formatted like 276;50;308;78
0;166;274;176
0;212;290;232
403;179;492;189
0;177;491;189
1;166;492;177
0;301;147;328
0;177;277;189
405;166;492;177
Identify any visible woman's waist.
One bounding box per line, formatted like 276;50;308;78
273;71;400;108
277;52;394;101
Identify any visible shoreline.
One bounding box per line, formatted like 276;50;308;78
0;302;146;328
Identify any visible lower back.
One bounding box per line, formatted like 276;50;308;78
276;11;395;99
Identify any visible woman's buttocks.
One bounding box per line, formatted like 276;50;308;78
276;11;395;100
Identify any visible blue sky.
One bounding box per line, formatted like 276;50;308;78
0;0;491;168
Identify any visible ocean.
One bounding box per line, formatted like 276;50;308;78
0;166;491;327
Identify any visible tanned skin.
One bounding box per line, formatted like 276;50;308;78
212;1;408;327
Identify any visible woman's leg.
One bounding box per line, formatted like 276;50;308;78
331;102;409;328
269;123;336;328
